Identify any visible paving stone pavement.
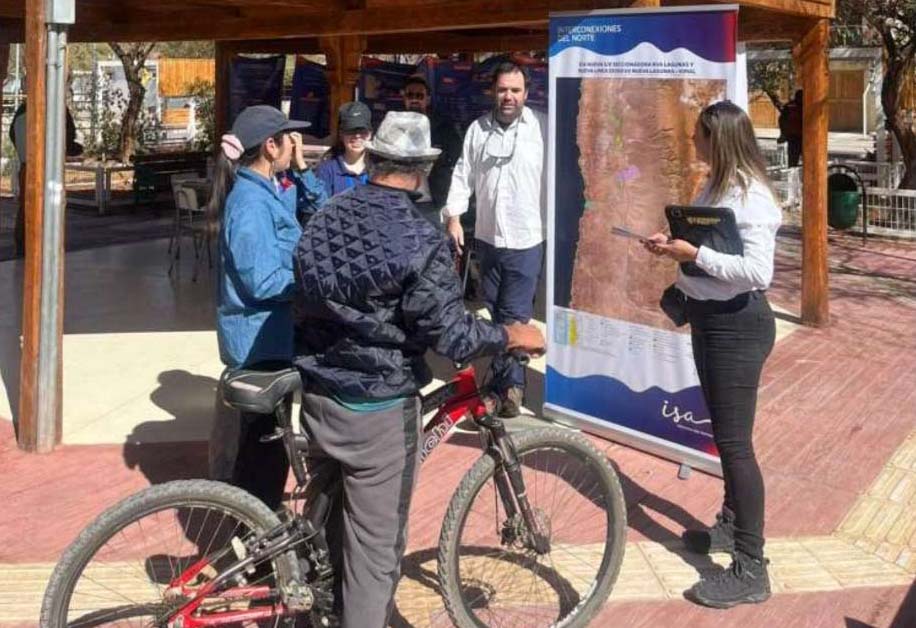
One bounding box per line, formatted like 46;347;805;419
4;431;915;624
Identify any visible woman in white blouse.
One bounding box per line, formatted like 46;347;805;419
646;101;781;609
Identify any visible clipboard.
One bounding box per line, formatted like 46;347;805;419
664;205;743;277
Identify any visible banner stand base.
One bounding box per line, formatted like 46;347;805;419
678;464;692;480
543;403;723;477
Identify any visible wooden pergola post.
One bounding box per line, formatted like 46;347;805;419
0;44;9;192
796;19;830;327
320;35;366;137
19;1;53;451
214;40;233;139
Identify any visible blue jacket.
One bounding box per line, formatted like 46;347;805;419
293;183;507;400
314;154;369;197
217;167;327;369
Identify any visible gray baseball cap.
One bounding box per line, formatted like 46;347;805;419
231;105;310;151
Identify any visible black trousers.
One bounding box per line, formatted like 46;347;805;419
232;404;291;512
688;291;775;559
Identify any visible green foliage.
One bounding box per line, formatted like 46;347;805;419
2;134;17;176
187;78;215;152
842;0;916;187
84;82;159;161
156;41;215;59
748;58;795;109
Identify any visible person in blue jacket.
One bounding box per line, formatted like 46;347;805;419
207;105;327;510
314;101;372;196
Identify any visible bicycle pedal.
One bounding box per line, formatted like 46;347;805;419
259;429;285;444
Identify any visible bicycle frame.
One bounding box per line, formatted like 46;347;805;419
166;362;548;626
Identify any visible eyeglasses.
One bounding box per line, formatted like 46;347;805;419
484;122;519;160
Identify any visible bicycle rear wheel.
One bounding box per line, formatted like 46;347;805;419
438;427;626;628
41;480;297;627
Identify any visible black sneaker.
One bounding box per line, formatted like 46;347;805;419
682;507;735;554
685;551;771;609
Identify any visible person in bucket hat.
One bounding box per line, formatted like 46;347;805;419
207;105;328;511
364;110;442;161
291;111;545;627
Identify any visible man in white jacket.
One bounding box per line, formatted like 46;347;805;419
444;61;547;416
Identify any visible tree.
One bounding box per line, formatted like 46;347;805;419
187;78;215;152
108;42;157;162
843;0;916;188
748;57;795;111
156;41;215;59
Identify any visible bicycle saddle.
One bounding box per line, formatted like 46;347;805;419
220;367;301;414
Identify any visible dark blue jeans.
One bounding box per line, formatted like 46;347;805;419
475;240;544;394
687;291;775;559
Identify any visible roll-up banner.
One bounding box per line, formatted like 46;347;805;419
546;5;743;475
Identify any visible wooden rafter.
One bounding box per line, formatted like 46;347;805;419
0;0;833;43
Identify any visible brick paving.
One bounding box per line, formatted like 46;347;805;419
2;229;916;625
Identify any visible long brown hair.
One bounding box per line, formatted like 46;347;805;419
698;101;774;205
206;130;286;227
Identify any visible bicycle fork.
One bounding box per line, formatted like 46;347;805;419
478;414;551;555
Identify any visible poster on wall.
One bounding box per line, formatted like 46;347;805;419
229;55;286;124
358;58;417;129
546;5;742;475
358;55;550;133
290;57;331;138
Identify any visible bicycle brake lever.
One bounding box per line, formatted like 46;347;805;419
509;350;530;366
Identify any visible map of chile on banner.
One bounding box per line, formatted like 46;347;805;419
546;6;743;475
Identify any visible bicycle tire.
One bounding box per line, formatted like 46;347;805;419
437;427;626;628
40;479;298;627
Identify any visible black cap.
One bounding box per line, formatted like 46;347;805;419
231;105;311;151
338;101;372;133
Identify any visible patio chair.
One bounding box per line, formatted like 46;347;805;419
168;174;213;282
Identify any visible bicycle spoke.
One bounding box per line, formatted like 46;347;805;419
447;436;620;628
60;502;280;627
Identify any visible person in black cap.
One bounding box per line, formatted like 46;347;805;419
314;101;373;196
207;104;327;510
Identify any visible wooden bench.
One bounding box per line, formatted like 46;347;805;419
132;151;209;204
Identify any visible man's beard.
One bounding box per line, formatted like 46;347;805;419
496;105;521;124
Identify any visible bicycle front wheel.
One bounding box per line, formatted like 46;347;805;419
438;427;626;628
41;480;297;627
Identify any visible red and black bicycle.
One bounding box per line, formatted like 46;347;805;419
42;356;626;627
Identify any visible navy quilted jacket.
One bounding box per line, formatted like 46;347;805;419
293;182;507;400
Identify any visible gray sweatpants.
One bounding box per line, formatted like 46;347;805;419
299;390;422;628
